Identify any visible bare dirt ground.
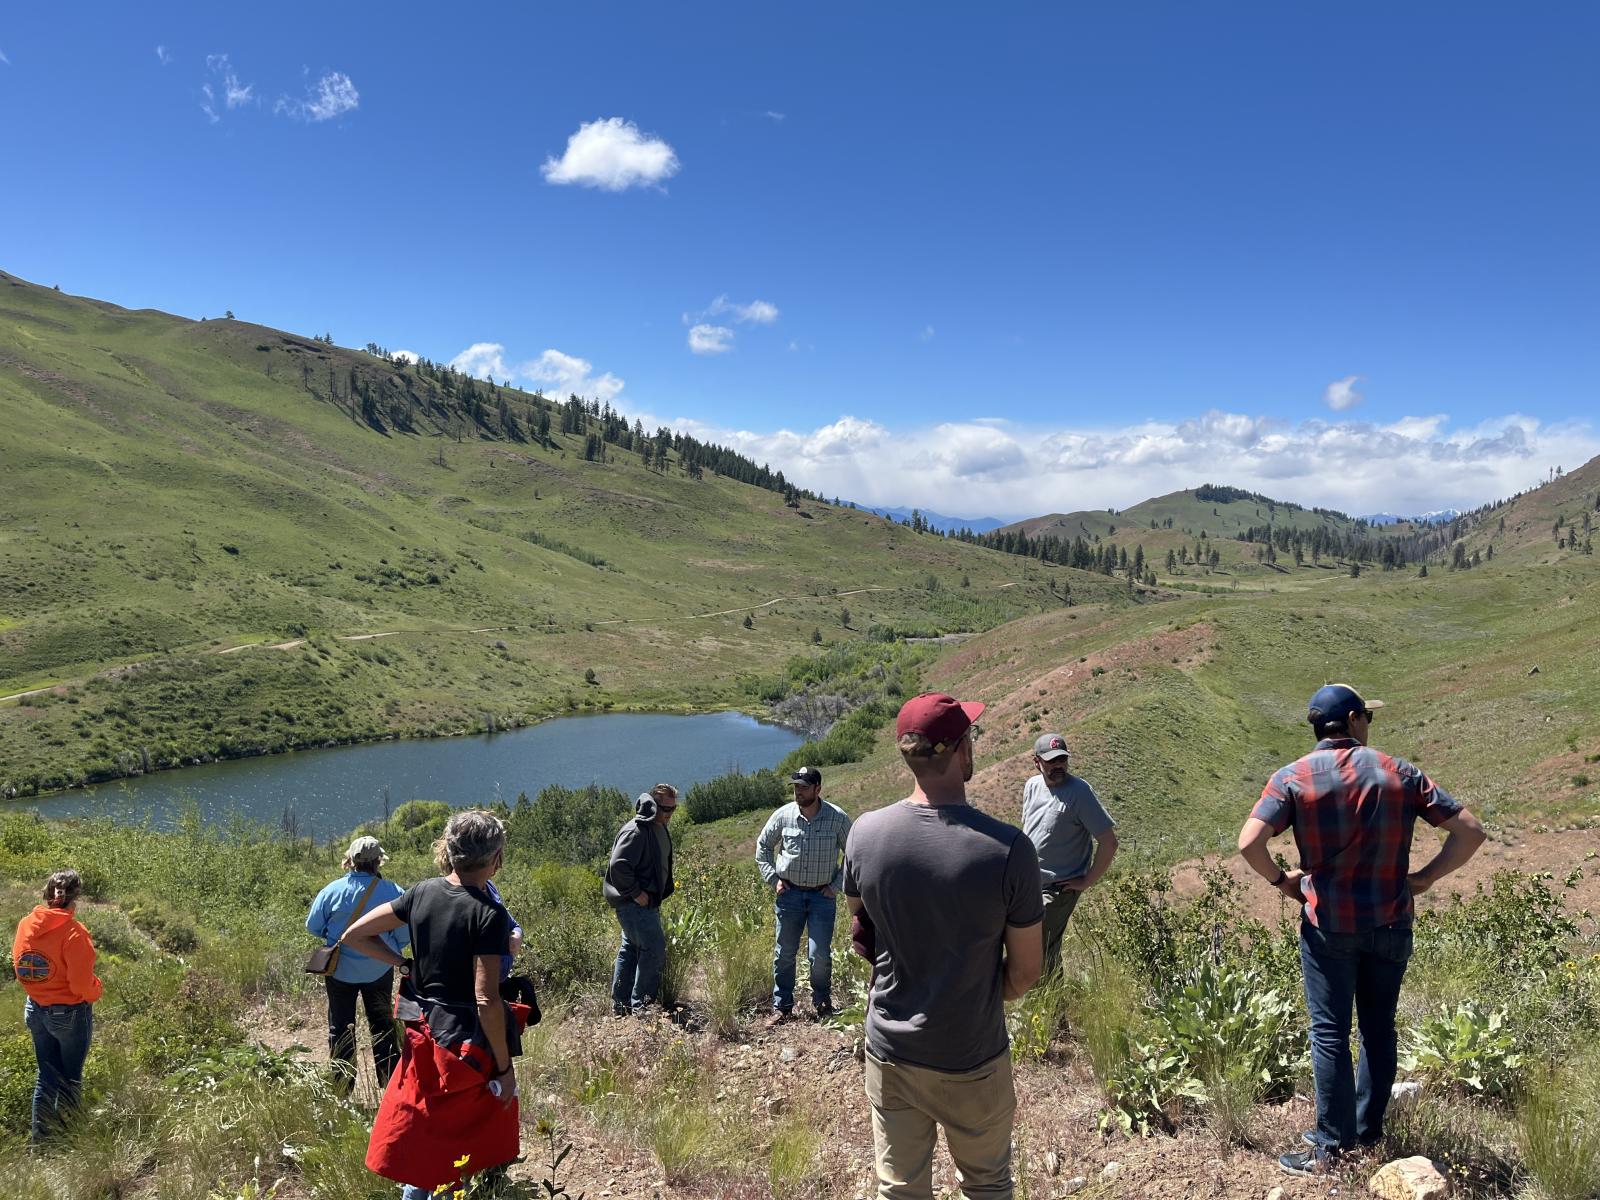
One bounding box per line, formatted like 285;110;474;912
242;984;1400;1200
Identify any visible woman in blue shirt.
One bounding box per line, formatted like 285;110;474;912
306;836;409;1093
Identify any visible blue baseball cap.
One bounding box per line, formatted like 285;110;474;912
1307;683;1384;726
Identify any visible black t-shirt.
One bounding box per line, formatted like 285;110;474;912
390;876;511;1005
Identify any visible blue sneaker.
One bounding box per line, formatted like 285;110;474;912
1279;1149;1335;1177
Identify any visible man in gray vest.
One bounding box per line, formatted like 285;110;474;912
845;692;1043;1200
1020;733;1117;976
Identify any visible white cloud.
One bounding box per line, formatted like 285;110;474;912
200;53;252;120
447;343;624;405
277;71;359;122
1324;374;1364;411
390;349;419;364
763;110;786;122
541;117;680;191
0;46;11;66
521;348;625;405
156;45;173;66
919;325;935;342
687;324;735;355
448;343;509;380
657;409;1600;521
704;295;779;325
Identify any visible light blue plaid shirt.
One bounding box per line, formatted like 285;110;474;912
755;800;852;891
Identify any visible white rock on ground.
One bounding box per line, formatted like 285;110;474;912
1369;1155;1451;1200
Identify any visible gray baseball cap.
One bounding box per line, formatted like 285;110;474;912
345;835;387;865
1033;733;1071;761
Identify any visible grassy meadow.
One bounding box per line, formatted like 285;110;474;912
1;270;1132;796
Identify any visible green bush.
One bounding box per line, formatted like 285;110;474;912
1401;1002;1524;1098
0;1030;37;1132
518;862;616;998
682;769;786;825
122;894;200;953
506;783;631;866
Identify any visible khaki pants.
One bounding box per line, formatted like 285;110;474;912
1040;887;1081;976
863;1049;1016;1200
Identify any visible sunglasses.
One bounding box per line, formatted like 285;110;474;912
657;803;678;812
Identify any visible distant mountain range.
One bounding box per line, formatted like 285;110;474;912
1358;510;1460;526
855;505;1006;534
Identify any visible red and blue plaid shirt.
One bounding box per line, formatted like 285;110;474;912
1252;738;1462;933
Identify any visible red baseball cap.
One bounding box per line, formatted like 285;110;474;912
896;692;985;751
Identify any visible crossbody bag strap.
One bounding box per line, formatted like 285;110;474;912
334;875;383;943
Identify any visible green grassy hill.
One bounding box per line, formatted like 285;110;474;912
0;270;1131;795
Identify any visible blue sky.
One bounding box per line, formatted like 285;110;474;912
3;3;1597;519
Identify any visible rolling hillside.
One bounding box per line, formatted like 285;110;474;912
0;271;1131;795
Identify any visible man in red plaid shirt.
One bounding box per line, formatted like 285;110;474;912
1237;683;1485;1177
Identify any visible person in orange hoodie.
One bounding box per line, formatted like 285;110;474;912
12;869;102;1144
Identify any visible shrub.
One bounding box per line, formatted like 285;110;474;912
506;784;631;867
1100;960;1303;1139
1400;1002;1524;1098
682;770;786;826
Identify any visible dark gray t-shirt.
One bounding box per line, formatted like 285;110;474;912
843;799;1044;1072
1021;773;1115;887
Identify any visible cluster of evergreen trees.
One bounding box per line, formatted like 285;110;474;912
272;340;823;506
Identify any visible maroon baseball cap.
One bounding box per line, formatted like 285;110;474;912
896;692;985;751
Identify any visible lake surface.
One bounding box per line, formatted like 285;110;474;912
19;711;805;838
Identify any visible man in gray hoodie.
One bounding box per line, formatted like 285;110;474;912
603;784;679;1015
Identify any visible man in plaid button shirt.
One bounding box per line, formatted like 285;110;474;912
1238;683;1485;1177
756;766;852;1023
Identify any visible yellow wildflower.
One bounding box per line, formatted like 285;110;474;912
454;1153;472;1168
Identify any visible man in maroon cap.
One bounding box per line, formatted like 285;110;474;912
843;692;1043;1200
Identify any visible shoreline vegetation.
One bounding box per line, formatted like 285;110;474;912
3;635;922;806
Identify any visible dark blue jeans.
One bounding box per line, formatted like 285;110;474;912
772;887;836;1012
325;970;399;1093
24;998;93;1144
611;902;666;1013
1299;920;1412;1151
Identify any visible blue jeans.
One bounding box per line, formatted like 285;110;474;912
772;887;836;1012
24;999;93;1144
611;902;666;1013
1299;920;1412;1151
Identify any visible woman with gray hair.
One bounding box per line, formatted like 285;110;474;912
343;810;526;1198
306;835;408;1093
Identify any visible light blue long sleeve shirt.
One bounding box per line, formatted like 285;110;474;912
306;871;409;985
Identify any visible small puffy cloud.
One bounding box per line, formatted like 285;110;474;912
706;295;779;325
542;117;680;191
521;348;624;405
763;110;786;122
156;45;173;66
448;342;509;380
390;349;419;364
447;343;624;404
687;324;735;355
918;325;935;342
1324;374;1364;411
277;71;359;122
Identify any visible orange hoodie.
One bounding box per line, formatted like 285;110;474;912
12;906;102;1006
